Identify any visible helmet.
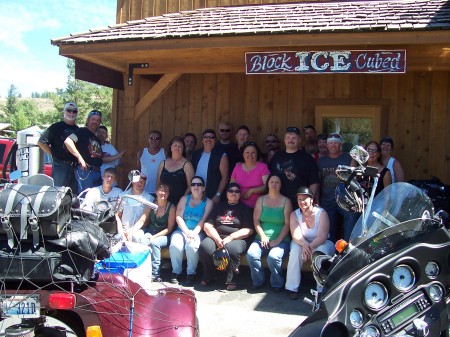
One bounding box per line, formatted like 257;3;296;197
212;248;230;271
335;182;364;213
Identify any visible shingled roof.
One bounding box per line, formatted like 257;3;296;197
52;0;450;45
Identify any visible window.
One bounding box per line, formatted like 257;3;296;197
315;105;381;152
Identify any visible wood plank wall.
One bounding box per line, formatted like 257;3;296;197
112;0;450;186
114;71;450;187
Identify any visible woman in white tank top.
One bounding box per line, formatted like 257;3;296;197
285;187;335;299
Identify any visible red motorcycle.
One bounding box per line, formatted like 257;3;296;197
0;172;198;337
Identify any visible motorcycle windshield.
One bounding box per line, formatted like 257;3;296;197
324;182;434;288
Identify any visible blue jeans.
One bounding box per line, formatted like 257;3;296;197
149;235;169;277
323;203;360;242
52;162;78;194
169;229;205;275
246;240;289;288
75;166;102;194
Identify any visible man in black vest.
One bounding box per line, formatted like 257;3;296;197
191;129;229;204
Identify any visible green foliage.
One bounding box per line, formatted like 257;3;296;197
55;60;113;128
1;59;113;133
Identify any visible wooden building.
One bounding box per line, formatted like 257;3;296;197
52;0;450;186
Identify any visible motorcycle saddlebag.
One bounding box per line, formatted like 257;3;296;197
0;184;72;247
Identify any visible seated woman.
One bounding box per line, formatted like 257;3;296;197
230;141;270;209
198;182;254;290
169;176;213;286
246;174;293;292
285;187;335;300
129;183;175;281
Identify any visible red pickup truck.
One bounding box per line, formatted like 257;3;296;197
0;137;52;181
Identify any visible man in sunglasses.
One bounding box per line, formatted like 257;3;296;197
38;102;79;194
317;133;358;242
64;109;103;193
191;129;229;204
269;126;320;207
215;122;240;175
137;130;166;196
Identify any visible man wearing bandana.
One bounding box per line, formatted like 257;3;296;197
65;110;103;193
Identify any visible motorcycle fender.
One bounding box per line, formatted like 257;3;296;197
288;310;327;337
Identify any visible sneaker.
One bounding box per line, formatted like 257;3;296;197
185;274;195;286
170;273;180;284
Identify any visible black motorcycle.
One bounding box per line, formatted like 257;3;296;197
289;146;450;337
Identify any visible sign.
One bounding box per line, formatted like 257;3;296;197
245;50;406;74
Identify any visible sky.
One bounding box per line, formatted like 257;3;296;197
0;0;117;98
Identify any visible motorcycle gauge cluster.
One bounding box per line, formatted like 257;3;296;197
424;261;439;278
392;265;415;291
364;281;388;310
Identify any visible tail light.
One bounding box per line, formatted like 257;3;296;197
87;325;103;337
48;293;76;309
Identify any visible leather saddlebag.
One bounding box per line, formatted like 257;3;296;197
0;184;72;247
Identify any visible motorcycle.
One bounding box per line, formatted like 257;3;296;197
0;171;198;337
289;146;450;337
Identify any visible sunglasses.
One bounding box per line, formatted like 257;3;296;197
286;127;300;134
203;135;215;140
367;148;378;153
191;182;204;187
66;109;78;114
220;129;231;132
227;189;240;193
266;139;278;143
328;133;342;139
243;141;257;147
150;137;160;140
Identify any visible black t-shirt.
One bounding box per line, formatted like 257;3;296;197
214;141;241;174
39;121;79;161
71;127;103;167
269;150;320;206
207;201;253;242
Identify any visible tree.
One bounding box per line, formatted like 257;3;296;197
54;60;113;128
6;85;20;115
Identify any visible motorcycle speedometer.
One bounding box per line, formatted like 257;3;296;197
392;264;415;291
364;281;388;310
424;261;439;278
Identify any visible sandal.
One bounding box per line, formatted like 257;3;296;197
226;282;237;291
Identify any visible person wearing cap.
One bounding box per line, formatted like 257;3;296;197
268;126;320;207
191;129;229;204
285;187;335;299
64;109;103;192
138;130;166;196
380;136;404;183
38;102;80;194
96;125;126;179
115;172;155;241
317;132;358;242
317;133;329;160
301;125;319;160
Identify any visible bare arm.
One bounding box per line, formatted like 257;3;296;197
37;141;52;156
212;155;229;204
393;159;405;182
156;160;164;188
253;196;269;246
290;211;306;246
383;169;392;188
103;149;126;163
64;136;86;169
192;198;214;235
183;161;195;195
175;196;189;234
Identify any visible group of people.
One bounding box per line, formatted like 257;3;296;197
38;102;405;297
